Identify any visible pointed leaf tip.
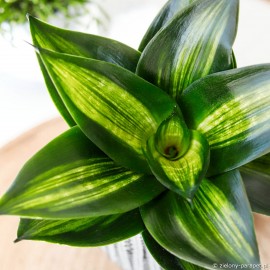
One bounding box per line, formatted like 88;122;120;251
16;209;144;247
25;41;39;53
29;15;141;72
139;0;199;52
29;15;141;127
14;238;21;243
137;0;239;100
0;127;165;218
141;170;260;268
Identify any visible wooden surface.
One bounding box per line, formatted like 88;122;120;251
0;118;121;270
0;117;269;269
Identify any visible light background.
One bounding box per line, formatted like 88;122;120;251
0;1;269;269
0;0;270;147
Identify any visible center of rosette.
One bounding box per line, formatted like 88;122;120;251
154;109;190;161
144;108;210;199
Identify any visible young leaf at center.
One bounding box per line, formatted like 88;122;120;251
144;126;209;200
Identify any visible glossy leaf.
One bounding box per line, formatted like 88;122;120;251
180;64;270;176
145;129;209;199
232;51;237;68
29;15;140;126
138;0;197;52
0;127;165;218
141;170;260;268
16;209;144;246
140;0;238;69
153;110;191;160
137;0;238;101
242;153;270;179
38;48;180;173
241;155;270;214
29;15;140;71
241;171;270;216
37;56;76;126
142;230;205;270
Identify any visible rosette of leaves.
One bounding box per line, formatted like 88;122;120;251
1;0;270;269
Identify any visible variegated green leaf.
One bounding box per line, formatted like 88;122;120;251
142;230;206;270
144;127;209;199
241;153;270;215
232;51;237;68
180;64;270;176
138;0;197;52
241;171;270;216
38;48;182;173
16;209;143;246
29;15;140;71
153;110;191;160
136;0;238;101
29;15;140;126
0;127;165;218
242;153;270;179
141;170;260;268
37;56;76;126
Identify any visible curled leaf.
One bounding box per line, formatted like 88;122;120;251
144;128;209;199
154;109;191;160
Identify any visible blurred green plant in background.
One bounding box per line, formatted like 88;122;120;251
0;0;108;35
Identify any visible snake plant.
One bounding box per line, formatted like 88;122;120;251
1;0;270;269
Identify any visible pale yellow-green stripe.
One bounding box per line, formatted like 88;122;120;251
180;260;205;270
51;60;157;154
172;1;230;97
3;158;143;212
20;215;118;237
34;32;84;56
158;138;205;192
174;180;255;262
197;79;270;148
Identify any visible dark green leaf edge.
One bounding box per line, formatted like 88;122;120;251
16;209;144;247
